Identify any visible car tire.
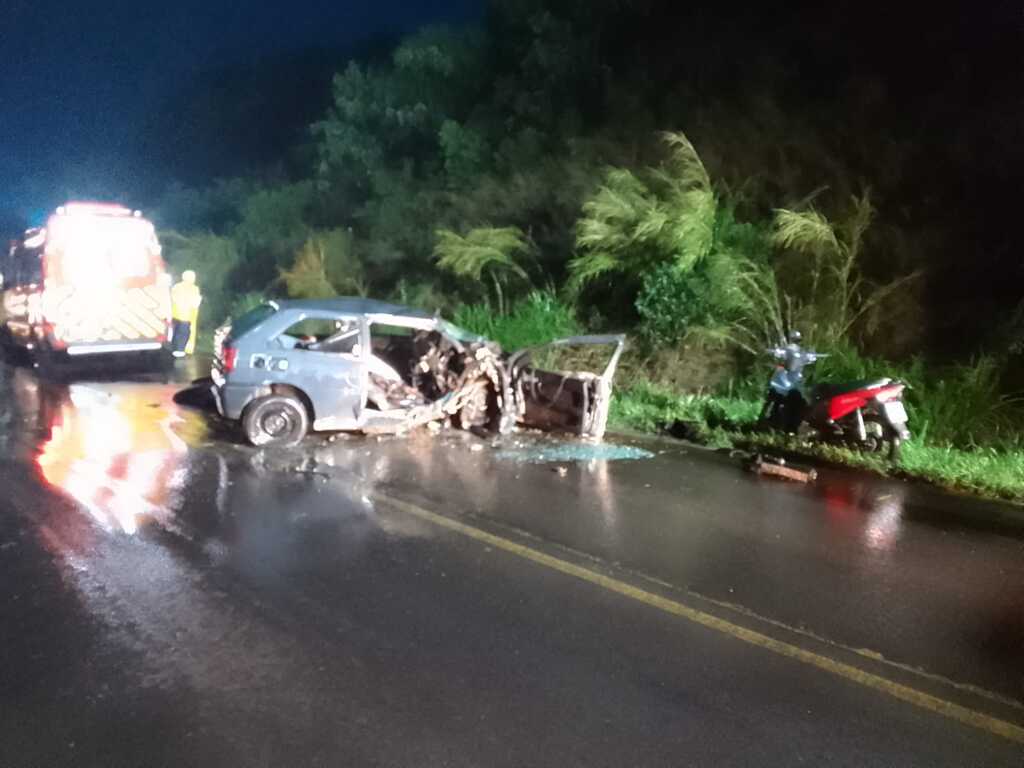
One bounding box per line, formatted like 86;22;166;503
242;394;309;447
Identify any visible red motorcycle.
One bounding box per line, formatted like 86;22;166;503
762;339;911;460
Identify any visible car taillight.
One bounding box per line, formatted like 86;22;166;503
222;346;238;374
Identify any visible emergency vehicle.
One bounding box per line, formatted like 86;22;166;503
0;202;172;365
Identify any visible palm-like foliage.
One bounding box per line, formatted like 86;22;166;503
280;233;368;300
434;226;534;314
280;239;337;300
771;192;920;344
722;258;790;353
569;132;716;292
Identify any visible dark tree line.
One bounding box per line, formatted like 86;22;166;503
153;0;1023;362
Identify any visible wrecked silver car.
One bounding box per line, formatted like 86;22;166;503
210;298;625;447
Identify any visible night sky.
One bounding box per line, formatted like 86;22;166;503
1;1;1020;241
0;0;481;231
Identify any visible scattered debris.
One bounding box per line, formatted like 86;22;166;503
745;453;818;483
493;441;655;464
554;466;569;477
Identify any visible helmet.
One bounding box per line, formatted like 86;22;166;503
787;330;802;344
182;270;196;284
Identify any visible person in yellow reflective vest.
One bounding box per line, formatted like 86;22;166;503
170;270;202;358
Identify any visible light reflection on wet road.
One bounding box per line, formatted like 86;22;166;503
1;359;1023;766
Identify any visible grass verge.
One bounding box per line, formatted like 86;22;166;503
610;381;1024;504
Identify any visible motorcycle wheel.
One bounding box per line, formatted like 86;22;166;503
862;418;886;453
863;417;902;463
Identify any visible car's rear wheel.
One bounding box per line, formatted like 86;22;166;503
242;394;309;447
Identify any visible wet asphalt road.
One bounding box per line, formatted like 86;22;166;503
1;358;1023;766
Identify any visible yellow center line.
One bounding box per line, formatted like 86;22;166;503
377;492;1024;745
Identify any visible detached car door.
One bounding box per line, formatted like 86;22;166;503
509;335;626;439
265;313;366;431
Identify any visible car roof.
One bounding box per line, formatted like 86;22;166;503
274;297;436;320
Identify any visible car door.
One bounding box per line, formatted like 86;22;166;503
265;312;366;431
509;335;626;439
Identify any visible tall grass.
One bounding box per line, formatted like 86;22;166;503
610;347;1024;501
900;441;1024;500
610;380;760;434
770;192;922;346
453;291;581;351
907;357;1024;449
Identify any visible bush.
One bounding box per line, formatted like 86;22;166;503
811;339;894;382
635;263;712;346
909;357;1024;449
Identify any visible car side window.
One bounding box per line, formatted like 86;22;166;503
281;317;361;356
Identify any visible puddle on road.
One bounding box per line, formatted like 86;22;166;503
0;364;212;535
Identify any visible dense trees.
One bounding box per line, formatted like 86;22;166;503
144;0;1024;498
154;0;1022;365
